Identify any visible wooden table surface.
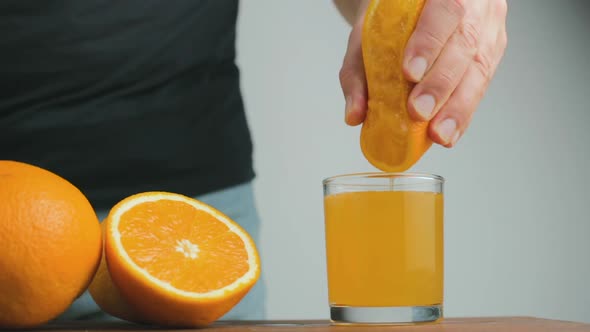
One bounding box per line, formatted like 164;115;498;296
26;317;590;332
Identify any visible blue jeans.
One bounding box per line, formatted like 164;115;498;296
55;182;266;321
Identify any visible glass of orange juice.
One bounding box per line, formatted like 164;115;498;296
322;172;444;325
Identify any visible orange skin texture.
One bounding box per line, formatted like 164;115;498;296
0;160;102;328
88;222;140;322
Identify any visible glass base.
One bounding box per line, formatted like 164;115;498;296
330;304;442;325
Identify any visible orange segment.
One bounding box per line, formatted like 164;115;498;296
360;0;430;172
104;192;260;327
118;199;251;294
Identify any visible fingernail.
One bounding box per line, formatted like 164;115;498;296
407;56;428;81
451;131;461;146
436;118;458;145
345;95;352;119
413;94;436;120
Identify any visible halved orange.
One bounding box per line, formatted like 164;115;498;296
360;0;430;172
88;222;138;322
102;192;260;327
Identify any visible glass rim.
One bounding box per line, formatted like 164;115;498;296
322;172;444;187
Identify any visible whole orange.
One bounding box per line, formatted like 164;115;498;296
0;160;102;328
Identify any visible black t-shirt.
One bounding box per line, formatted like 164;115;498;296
0;0;254;210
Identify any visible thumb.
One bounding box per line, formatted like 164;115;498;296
339;21;368;126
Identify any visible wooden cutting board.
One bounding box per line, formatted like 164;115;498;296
30;316;590;332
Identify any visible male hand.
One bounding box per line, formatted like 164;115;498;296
339;0;508;147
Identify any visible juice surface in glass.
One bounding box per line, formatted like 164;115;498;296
324;190;443;307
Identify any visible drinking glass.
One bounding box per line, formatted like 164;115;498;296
322;172;444;324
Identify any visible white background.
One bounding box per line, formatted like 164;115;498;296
236;0;590;323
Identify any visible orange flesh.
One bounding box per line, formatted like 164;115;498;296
118;200;249;293
360;0;431;172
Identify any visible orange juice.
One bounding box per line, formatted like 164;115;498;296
323;190;443;307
